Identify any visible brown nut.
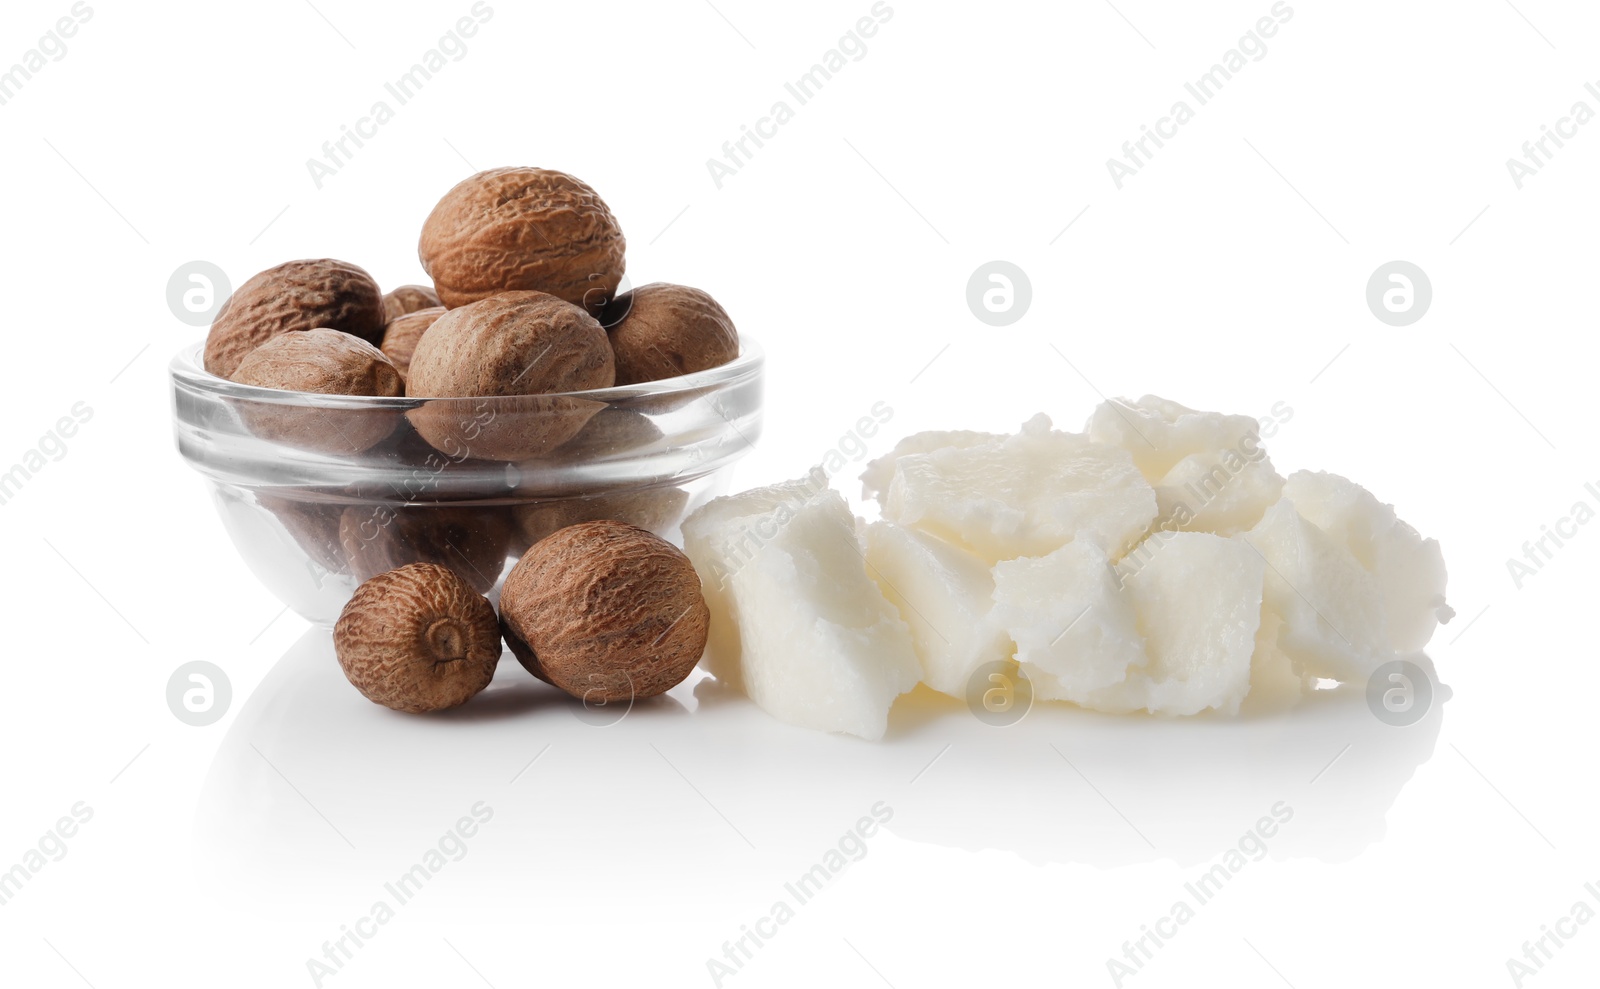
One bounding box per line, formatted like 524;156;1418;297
380;306;446;381
204;259;385;379
510;487;689;556
405;291;615;461
334;563;502;713
418;167;626;314
339;505;513;594
499;520;709;703
231;328;404;454
602;283;739;385
382;283;442;322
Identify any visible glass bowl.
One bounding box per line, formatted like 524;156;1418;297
170;338;763;625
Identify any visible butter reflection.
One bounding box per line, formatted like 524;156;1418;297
194;629;1445;899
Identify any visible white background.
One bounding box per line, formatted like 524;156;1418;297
1;0;1597;986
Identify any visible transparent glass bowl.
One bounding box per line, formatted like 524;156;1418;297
170;338;763;625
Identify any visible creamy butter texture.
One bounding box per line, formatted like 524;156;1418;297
682;396;1452;739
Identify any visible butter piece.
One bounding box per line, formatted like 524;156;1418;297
682;476;919;740
1086;395;1284;536
864;521;1011;696
874;414;1159;563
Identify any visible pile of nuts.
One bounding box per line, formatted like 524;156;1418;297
203;167;735;712
336;522;709;714
206;166;740;461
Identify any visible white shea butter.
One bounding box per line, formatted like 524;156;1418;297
683;397;1449;734
863;521;1012;696
1096;532;1266;716
990;540;1145;701
871;414;1159;563
1242;609;1311;714
1086;395;1285;536
1281;470;1453;652
681;474;919;740
860;429;1001;503
992;533;1265;716
1245;470;1454;681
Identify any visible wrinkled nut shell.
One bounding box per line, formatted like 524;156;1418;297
500;520;709;703
405;291;614;461
234;327;403;395
406;292;611;395
334;562;502;714
380;306;446;381
231;328;404;454
418;167;626;313
603;283;739;385
204;259;385;379
382;284;442;322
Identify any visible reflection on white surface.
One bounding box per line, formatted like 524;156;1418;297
194;629;1447;902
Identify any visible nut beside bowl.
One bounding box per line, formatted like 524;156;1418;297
170;337;763;625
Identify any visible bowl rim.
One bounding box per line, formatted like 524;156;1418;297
169;334;764;408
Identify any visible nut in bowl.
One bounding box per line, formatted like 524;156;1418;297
171;338;762;625
170;166;762;627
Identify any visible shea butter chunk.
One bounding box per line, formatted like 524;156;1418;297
1245;497;1392;681
991;540;1145;701
1092;531;1266;715
864;521;1012;696
1087;395;1284;535
877;414;1158;563
860;429;1002;502
682;477;920;740
1246;472;1451;680
1281;470;1452;653
1241;609;1311;714
992;533;1264;716
679;471;829;688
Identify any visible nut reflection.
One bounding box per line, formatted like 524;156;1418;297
510;487;689;556
340;505;514;593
